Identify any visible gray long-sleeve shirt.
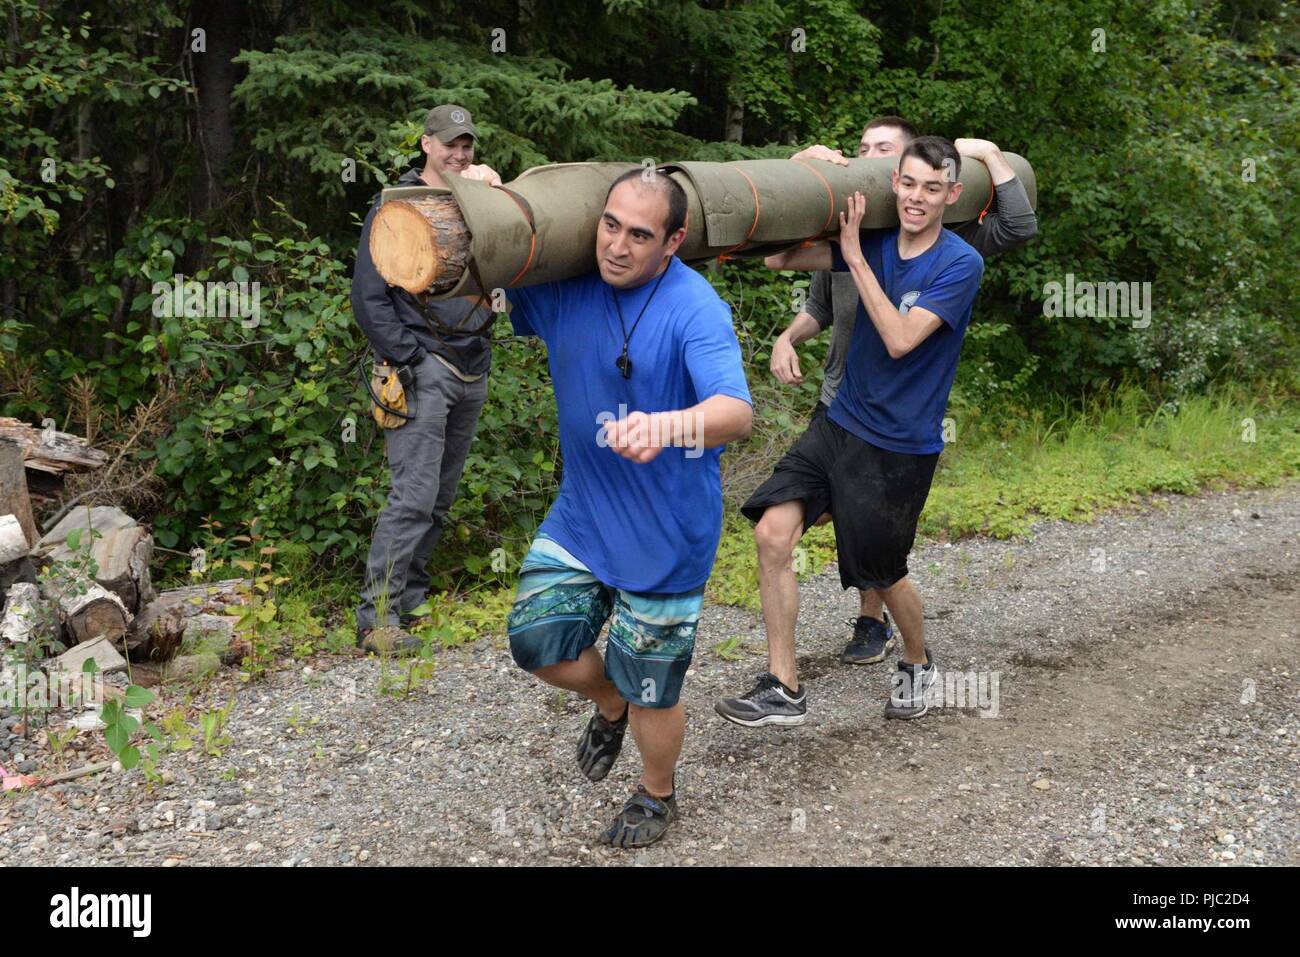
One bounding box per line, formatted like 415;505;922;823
808;176;1038;407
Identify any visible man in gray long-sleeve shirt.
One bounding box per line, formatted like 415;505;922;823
768;117;1038;667
351;104;502;653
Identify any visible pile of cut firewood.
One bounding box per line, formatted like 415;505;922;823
1;424;250;684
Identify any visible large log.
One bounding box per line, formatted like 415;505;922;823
370;153;1038;297
0;418;108;475
126;578;250;661
36;506;155;613
370;193;472;297
0;441;38;545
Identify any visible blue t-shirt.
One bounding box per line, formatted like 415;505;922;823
828;227;984;454
507;257;752;593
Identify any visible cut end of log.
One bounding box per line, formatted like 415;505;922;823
370;194;470;294
75;603;130;645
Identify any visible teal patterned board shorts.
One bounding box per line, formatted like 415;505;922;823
507;535;706;709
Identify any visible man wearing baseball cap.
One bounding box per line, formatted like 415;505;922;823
351;104;502;653
418;105;502;187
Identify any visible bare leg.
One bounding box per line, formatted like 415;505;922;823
858;587;885;620
628;703;684;797
754;501;806;690
533;646;627;721
878;576;927;664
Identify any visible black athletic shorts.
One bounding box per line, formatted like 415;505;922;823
740;413;939;591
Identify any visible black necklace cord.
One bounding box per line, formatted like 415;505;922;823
609;262;670;379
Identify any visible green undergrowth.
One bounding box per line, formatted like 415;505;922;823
176;382;1299;647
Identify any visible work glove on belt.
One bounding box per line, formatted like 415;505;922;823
368;360;417;429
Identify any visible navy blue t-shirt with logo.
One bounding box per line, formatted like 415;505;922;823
827;227;984;455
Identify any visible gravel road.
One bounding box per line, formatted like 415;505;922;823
2;482;1296;867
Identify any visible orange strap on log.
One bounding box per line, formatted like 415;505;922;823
978;179;996;225
789;158;837;234
717;166;763;262
499;186;538;286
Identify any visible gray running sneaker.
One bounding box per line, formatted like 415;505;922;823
715;672;807;727
576;704;629;782
599;784;678;848
884;655;938;720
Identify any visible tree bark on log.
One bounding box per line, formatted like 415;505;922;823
0;581;57;645
126;578;250;661
0;441;38;546
0;418;109;474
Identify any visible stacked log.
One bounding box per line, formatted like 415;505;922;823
46;581;131;646
37;506;156;614
0;441;39;545
125;578;250;662
369;193;471;295
0;582;57;646
0;418;109;477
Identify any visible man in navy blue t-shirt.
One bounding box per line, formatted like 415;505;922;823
716;136;984;727
506;169;753;847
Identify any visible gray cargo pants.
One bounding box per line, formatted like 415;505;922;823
357;351;488;633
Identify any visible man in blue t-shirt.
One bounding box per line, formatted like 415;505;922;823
716;136;984;727
505;169;753;848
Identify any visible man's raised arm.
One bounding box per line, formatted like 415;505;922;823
952;138;1038;256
